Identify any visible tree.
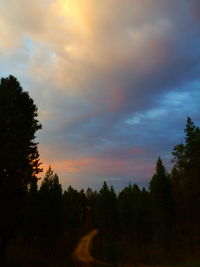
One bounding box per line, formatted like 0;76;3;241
0;75;42;190
172;118;200;248
63;186;86;230
39;166;62;237
86;188;98;227
118;184;152;262
149;157;174;249
95;182;118;235
0;75;42;260
94;182;118;262
172;117;200;185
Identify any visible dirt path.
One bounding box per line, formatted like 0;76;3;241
73;229;98;263
73;230;177;267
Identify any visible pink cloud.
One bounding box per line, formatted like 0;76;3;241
41;157;96;174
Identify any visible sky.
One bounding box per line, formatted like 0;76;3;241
0;0;200;191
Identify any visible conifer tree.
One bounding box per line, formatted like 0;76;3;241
95;182;118;235
172;117;200;244
0;75;42;260
149;157;174;249
39;166;62;237
0;75;42;191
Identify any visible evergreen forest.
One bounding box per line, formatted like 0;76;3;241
1;75;200;266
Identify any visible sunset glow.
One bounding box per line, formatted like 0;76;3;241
0;0;200;190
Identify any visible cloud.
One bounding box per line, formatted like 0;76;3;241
0;0;200;189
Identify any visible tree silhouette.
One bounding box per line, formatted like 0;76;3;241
0;75;42;189
118;184;152;262
0;75;42;260
149;157;174;250
63;186;86;230
95;182;118;235
1;80;199;267
172;118;200;250
39;166;63;238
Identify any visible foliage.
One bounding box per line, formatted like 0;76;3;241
39;166;63;237
1;75;200;265
149;158;174;249
0;75;42;261
0;75;42;191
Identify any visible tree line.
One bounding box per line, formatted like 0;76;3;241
0;75;200;265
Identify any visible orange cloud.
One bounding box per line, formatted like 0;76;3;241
41;157;96;174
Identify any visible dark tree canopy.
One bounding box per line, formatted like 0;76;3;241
0;75;42;192
149;157;174;248
172;117;200;233
0;75;42;260
0;78;200;266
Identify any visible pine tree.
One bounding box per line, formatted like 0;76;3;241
0;75;42;260
172;117;200;246
0;75;42;191
63;186;86;229
95;182;118;235
39;166;62;237
149;158;174;249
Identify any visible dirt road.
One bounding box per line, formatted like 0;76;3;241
73;231;176;267
73;229;98;263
